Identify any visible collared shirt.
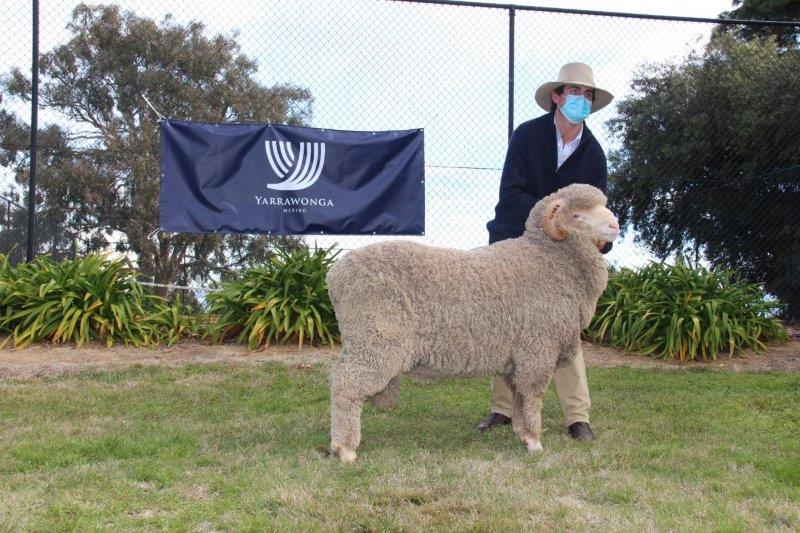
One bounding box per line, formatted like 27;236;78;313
555;119;583;169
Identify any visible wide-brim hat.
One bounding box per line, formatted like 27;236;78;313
534;62;614;113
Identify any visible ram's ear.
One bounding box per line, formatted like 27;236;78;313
541;199;567;241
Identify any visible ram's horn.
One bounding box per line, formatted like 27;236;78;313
541;199;567;241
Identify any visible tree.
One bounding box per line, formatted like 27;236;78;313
0;4;312;287
717;0;800;48
606;34;800;318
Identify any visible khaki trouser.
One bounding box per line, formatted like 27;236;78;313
490;346;590;426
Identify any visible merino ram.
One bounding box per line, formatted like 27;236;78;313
326;183;620;463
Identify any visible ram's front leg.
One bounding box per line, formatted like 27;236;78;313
508;361;553;454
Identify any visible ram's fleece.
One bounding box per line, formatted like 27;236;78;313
326;183;620;462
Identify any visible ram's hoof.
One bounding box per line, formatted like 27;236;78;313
331;445;357;464
523;437;544;454
338;448;357;463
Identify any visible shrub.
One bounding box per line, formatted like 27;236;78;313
205;245;340;348
586;259;788;361
146;293;204;346
0;254;189;348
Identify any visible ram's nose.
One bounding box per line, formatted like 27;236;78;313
602;219;621;242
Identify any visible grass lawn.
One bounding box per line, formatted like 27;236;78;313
1;363;799;530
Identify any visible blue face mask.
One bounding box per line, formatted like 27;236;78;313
560;94;592;124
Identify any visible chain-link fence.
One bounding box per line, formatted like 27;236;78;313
1;0;799;315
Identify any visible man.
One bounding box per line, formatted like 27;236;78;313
480;62;614;442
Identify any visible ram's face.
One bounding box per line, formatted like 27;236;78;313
542;200;620;249
568;204;620;243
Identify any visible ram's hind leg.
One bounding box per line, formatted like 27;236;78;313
329;359;366;463
367;375;400;411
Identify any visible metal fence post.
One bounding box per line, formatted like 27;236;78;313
26;0;39;262
5;198;10;255
508;6;515;142
790;194;797;317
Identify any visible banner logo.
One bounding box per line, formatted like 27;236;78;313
265;140;326;191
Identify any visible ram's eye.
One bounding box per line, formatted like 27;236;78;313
573;214;579;218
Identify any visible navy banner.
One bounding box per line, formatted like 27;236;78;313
159;120;424;235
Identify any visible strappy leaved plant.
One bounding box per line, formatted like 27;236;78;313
587;259;788;361
205;245;340;348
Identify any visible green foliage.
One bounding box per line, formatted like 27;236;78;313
0;253;192;348
205;245;340;349
718;0;800;48
608;33;800;318
587;260;788;361
145;293;205;346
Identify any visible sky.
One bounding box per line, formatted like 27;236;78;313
0;0;742;270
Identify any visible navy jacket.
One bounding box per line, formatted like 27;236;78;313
487;111;608;244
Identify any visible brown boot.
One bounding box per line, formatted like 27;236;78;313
477;412;511;432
